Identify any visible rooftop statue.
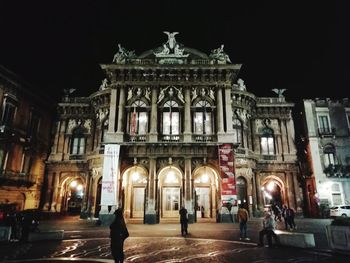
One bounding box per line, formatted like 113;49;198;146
154;32;189;60
112;44;136;64
163;31;179;49
271;89;287;98
99;78;108;90
209;44;232;64
237;78;246;91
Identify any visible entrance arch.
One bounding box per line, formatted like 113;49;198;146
261;176;285;208
60;175;86;214
158;166;182;219
237;176;248;209
122;165;148;220
193;166;219;220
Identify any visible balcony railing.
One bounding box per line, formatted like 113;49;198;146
324;164;350;178
318;127;336;137
127;134;147;142
161;135;180;142
193;134;214;142
262;155;277;161
69;154;85;160
0;170;34;187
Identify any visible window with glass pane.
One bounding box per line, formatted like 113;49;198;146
261;128;274;155
232;118;242;144
194;100;212;134
318;115;330;132
21;154;31;174
71;127;85;155
0;149;7;170
324;144;336;166
1;101;16;126
129;100;148;135
162;100;180;135
28;113;40;138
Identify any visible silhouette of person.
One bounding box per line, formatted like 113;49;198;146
179;206;188;236
110;208;129;263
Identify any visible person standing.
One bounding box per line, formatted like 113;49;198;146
282;205;289;230
237;204;250;240
179;206;188;236
287;207;297;230
110;208;129;263
258;212;279;247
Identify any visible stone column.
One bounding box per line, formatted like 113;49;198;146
145;158;157;223
108;89;117;133
184;158;194;222
279;119;286;155
286;119;296;155
292;171;302;213
50;172;59;212
183;87;192;142
255;172;264;211
115;86;126;141
81;171;92;218
148;87;158;142
224;86;234;133
43;172;54;211
216;87;225;139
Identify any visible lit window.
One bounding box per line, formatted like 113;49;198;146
324;144;336;166
261;127;274;155
71;127;86;155
128;100;148;135
193;100;213;134
232;118;242;144
318;115;331;133
162;100;180;135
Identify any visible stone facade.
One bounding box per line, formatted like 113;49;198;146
0;65;53;211
45;32;302;223
303;98;350;217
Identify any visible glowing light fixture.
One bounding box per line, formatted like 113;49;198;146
70;181;77;188
267;181;275;191
77;184;83;191
132;171;140;182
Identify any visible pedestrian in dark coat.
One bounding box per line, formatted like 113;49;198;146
179;206;188;236
110;208;129;263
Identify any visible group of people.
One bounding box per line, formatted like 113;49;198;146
271;203;297;231
110;203;297;261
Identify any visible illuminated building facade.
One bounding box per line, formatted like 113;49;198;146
45;33;302;223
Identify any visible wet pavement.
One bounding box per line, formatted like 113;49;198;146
0;216;348;263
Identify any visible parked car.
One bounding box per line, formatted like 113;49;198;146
330;205;350;217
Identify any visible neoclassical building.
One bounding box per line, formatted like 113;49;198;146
46;32;302;223
0;65;53;211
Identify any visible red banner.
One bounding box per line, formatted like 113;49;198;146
219;144;237;205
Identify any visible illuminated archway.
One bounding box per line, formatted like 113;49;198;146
59;175;86;214
122;165;148;220
261;176;285;208
158;166;183;219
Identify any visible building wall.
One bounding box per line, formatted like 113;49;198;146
0;66;53;211
303;99;350;216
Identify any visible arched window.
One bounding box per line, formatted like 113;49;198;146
324;144;336;166
232;118;242;144
260;127;274;155
71;127;86;155
193;100;213;134
128;100;148;135
162;100;180;135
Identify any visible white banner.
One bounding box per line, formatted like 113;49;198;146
101;144;120;206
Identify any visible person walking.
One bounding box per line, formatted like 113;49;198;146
258;212;279;247
237;204;250;241
179;206;188;236
287;207;297;230
110;208;129;263
282;205;289;230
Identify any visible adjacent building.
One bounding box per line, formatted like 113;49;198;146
302;98;350;217
45;32;302;223
0;65;53;211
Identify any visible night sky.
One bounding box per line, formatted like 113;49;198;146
0;1;345;102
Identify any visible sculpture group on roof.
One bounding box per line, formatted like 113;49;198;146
209;44;232;64
112;44;136;64
154;32;188;58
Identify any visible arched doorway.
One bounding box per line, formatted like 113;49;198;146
60;176;85;214
122;165;147;220
237;176;248;209
159;166;182;219
261;177;284;209
193;166;218;220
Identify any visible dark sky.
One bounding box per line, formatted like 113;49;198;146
0;1;345;102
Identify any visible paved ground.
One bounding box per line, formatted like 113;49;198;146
0;216;348;263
